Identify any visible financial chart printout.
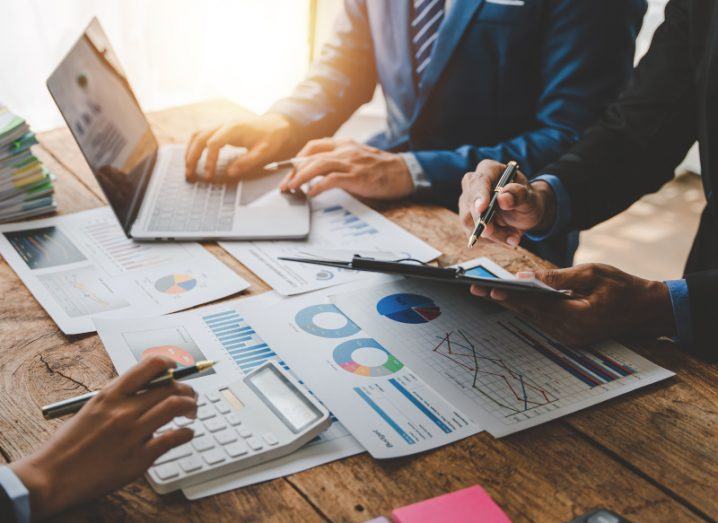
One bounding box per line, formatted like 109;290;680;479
331;276;674;436
0;207;248;333
220;189;440;295
246;281;481;457
95;293;363;499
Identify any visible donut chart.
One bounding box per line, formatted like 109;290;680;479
295;304;361;338
376;293;441;324
332;338;404;377
155;274;197;295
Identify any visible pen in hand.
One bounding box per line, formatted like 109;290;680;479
467;161;520;248
41;360;217;420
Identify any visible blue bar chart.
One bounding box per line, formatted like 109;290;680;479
202;309;287;374
322;205;378;238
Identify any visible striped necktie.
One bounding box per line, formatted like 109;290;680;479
410;0;446;83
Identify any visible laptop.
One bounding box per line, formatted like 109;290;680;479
46;18;310;241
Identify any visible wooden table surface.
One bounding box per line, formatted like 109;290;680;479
1;100;715;523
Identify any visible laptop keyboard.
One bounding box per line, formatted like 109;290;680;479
148;153;237;233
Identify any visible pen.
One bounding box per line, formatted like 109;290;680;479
467;161;519;248
264;157;304;171
40;360;217;420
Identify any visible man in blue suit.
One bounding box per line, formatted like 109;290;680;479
186;0;646;265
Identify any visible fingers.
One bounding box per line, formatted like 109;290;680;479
481;219;522;247
131;381;196;414
136;395;198;437
144;428;195;464
531;265;595;292
226;142;271;179
297;138;338;157
114;356;177;396
306;173;351;197
497;183;529;210
185;129;216;180
284;157;351;191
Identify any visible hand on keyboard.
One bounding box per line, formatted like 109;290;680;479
8;356;197;519
185;114;292;181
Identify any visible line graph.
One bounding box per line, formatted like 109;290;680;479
432;329;557;414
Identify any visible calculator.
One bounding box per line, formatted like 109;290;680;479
147;361;332;493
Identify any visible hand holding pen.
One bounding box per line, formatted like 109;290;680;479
460;159;558;248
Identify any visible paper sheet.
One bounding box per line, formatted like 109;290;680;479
93;293;363;499
219;189;441;296
0;207;248;334
245;279;482;458
330;258;675;437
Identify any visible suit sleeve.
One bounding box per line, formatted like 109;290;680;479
268;0;377;144
413;0;647;209
537;0;698;229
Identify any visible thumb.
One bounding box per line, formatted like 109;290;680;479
530;268;584;291
226;142;270;178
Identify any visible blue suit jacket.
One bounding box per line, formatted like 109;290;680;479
271;0;647;210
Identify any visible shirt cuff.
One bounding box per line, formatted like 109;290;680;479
399;153;432;198
0;467;30;523
665;279;693;348
525;174;571;242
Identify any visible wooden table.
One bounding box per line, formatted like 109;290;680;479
1;100;715;522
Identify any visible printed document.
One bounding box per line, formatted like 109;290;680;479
245;279;482;458
330;259;675;436
0;207;248;333
220;189;440;295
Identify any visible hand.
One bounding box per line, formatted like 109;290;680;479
459;159;557;247
279;138;414;199
470;264;676;346
185;113;292;181
11;356;198;519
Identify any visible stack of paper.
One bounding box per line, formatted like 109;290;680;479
0;105;56;223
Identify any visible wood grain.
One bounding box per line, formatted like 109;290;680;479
0;100;710;522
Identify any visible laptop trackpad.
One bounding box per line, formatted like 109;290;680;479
233;170;309;238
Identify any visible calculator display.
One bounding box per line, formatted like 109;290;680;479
247;365;321;433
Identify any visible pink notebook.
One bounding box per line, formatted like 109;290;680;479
391;485;511;523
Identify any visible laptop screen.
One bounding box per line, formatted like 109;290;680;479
47;18;157;235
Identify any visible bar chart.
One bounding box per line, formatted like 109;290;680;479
202;308;287;375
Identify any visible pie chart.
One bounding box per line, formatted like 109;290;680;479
142;345;195;366
155;274;197;295
376;293;441;324
333;338;404;377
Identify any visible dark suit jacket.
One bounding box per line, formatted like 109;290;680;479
271;0;646;210
537;0;718;361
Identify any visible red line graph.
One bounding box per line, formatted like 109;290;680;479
432;330;556;414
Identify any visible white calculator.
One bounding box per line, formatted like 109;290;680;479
147;361;331;493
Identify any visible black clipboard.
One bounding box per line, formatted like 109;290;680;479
278;255;570;297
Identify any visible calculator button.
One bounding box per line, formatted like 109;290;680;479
178;455;203;473
196;395;207;406
215;400;231;415
202;448;226;465
206;391;221;403
263;433;279;446
154;444;192;465
154;462;180;480
238;429;252;439
197;406;216;420
189;422;205;437
226;413;242;426
191;436;215;452
174;416;193;427
214;429;238;445
247;437;263;451
204;417;227;433
225;441;249;458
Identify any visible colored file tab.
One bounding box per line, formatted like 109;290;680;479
391;485;511;523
